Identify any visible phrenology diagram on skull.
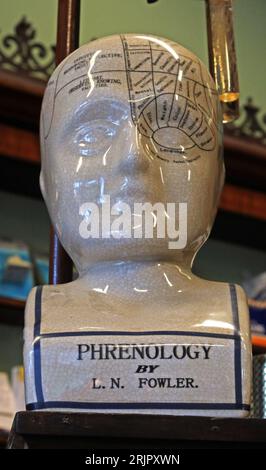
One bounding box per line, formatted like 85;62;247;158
43;35;219;163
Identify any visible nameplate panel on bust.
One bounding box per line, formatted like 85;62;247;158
28;331;247;411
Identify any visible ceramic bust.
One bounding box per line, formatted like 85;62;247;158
24;34;251;416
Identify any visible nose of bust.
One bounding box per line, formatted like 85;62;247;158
117;123;150;175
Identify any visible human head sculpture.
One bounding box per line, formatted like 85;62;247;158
40;34;224;275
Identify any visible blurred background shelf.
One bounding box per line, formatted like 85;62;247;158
0;297;25;326
250;335;266;354
0;429;8;449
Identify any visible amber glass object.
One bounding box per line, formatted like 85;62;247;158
206;0;239;123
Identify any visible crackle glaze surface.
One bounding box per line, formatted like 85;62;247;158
24;34;251;416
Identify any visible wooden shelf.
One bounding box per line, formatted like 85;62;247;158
252;335;266;352
0;429;8;449
0;69;44;130
0;297;25;326
0;123;39;165
7;411;266;448
224;133;266;192
220;183;266;221
0;297;24;310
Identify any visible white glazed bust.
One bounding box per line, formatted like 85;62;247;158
24;34;251;416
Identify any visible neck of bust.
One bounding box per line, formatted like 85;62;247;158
77;258;198;299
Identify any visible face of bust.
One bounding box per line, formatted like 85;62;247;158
40;34;224;274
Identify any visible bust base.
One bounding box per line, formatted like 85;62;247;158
24;283;251;417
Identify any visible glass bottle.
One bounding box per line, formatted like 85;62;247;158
205;0;240;123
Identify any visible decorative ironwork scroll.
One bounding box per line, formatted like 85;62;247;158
0;17;55;81
226;97;266;145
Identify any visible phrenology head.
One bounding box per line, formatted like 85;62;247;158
40;34;224;274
